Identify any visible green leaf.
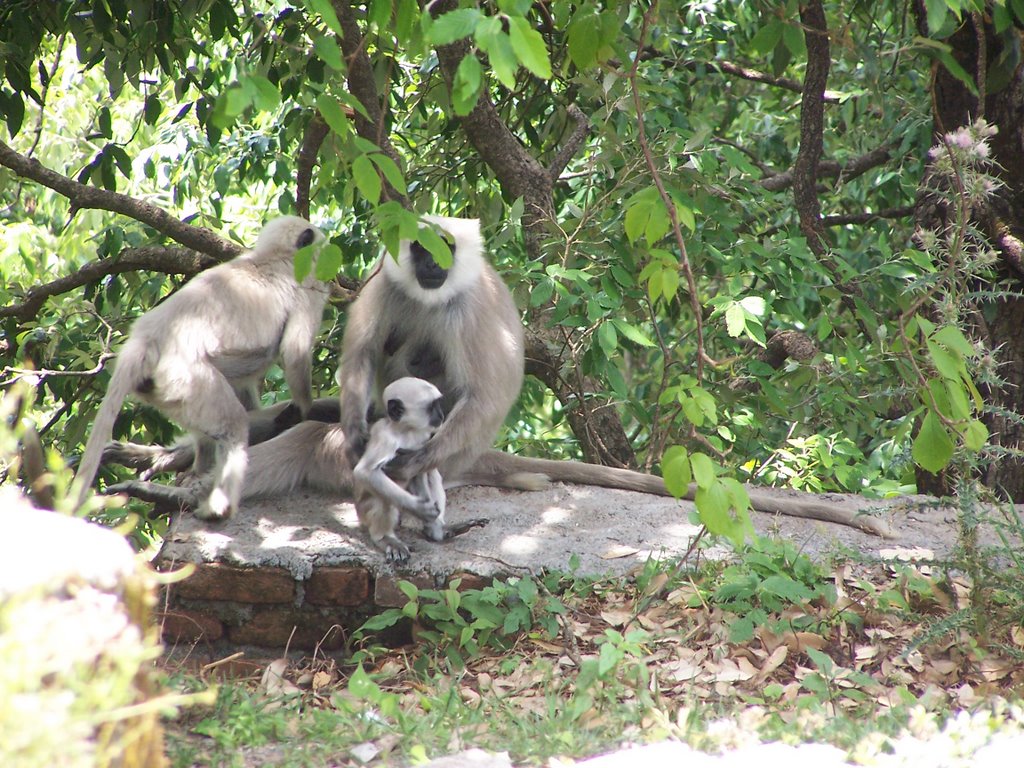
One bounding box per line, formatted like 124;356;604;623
247;74;280;112
369;153;408;195
749;20;783;56
507;16;551;79
597;321;617;357
352;154;382;204
293;243;314;282
924;0;948;34
760;575;812;603
690;452;715;489
314;242;343;281
417;224;454;269
429;8;482;45
347;665;381;701
725;303;745;338
567;8;601;69
305;0;343;35
932;325;975;358
962;419;989;452
662;445;692;499
927;339;963;380
317;93;351;136
912;411;954;474
453;54;483;115
624;199;651;244
476;18;518;89
395;0;418;42
313;35;345;70
610;319;654;347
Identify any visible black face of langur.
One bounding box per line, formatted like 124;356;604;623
409;235;455;291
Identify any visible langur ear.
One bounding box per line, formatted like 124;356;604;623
386;398;405;422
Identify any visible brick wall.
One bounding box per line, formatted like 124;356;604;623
155;560;493;651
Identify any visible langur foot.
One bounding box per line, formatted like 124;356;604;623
442;517;489;540
376;535;412;564
196;487;235;521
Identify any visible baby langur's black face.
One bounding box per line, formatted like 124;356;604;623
410;233;456;290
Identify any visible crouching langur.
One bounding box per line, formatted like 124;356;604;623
353;377;448;562
105;215;893;538
75;215;330;520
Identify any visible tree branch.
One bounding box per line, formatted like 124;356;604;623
296;114;329;220
704;59;845;103
761;141;897;191
0;140;240;259
0;246;219;321
792;0;830;257
547;105;590;181
333;0;408;205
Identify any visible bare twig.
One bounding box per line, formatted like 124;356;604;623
0;140;240;259
704;59;845;103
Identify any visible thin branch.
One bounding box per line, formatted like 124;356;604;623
758;205;914;238
627;1;713;380
547;105;590;181
0;140;240;259
761;142;897;191
702;59;845;103
0;246;218;321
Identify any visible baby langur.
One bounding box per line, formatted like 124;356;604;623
74;215;329;520
353;377;447;563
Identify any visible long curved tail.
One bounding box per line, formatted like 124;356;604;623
463;450;669;494
73;344;148;506
463;450;894;538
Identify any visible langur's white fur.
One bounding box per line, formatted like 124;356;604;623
74;215;329;519
352;377;447;562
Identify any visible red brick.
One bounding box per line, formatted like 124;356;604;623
450;573;491;592
305;567;371;606
228;607;345;650
173;563;295;604
159;609;224;643
374;573;435;608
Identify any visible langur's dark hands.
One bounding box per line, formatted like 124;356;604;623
386;447;426;481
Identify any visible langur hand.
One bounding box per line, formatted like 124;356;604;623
385;447;427;481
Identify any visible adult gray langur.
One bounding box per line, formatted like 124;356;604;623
75;215;330;520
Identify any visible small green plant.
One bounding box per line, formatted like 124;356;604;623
355;576;563;667
695;538;838;642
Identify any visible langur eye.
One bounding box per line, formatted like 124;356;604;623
296;228;316;248
386;398;405;421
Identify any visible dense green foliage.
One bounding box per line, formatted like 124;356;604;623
1;0;1021;538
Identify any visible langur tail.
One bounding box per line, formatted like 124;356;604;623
73;343;149;507
460;450;671;495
